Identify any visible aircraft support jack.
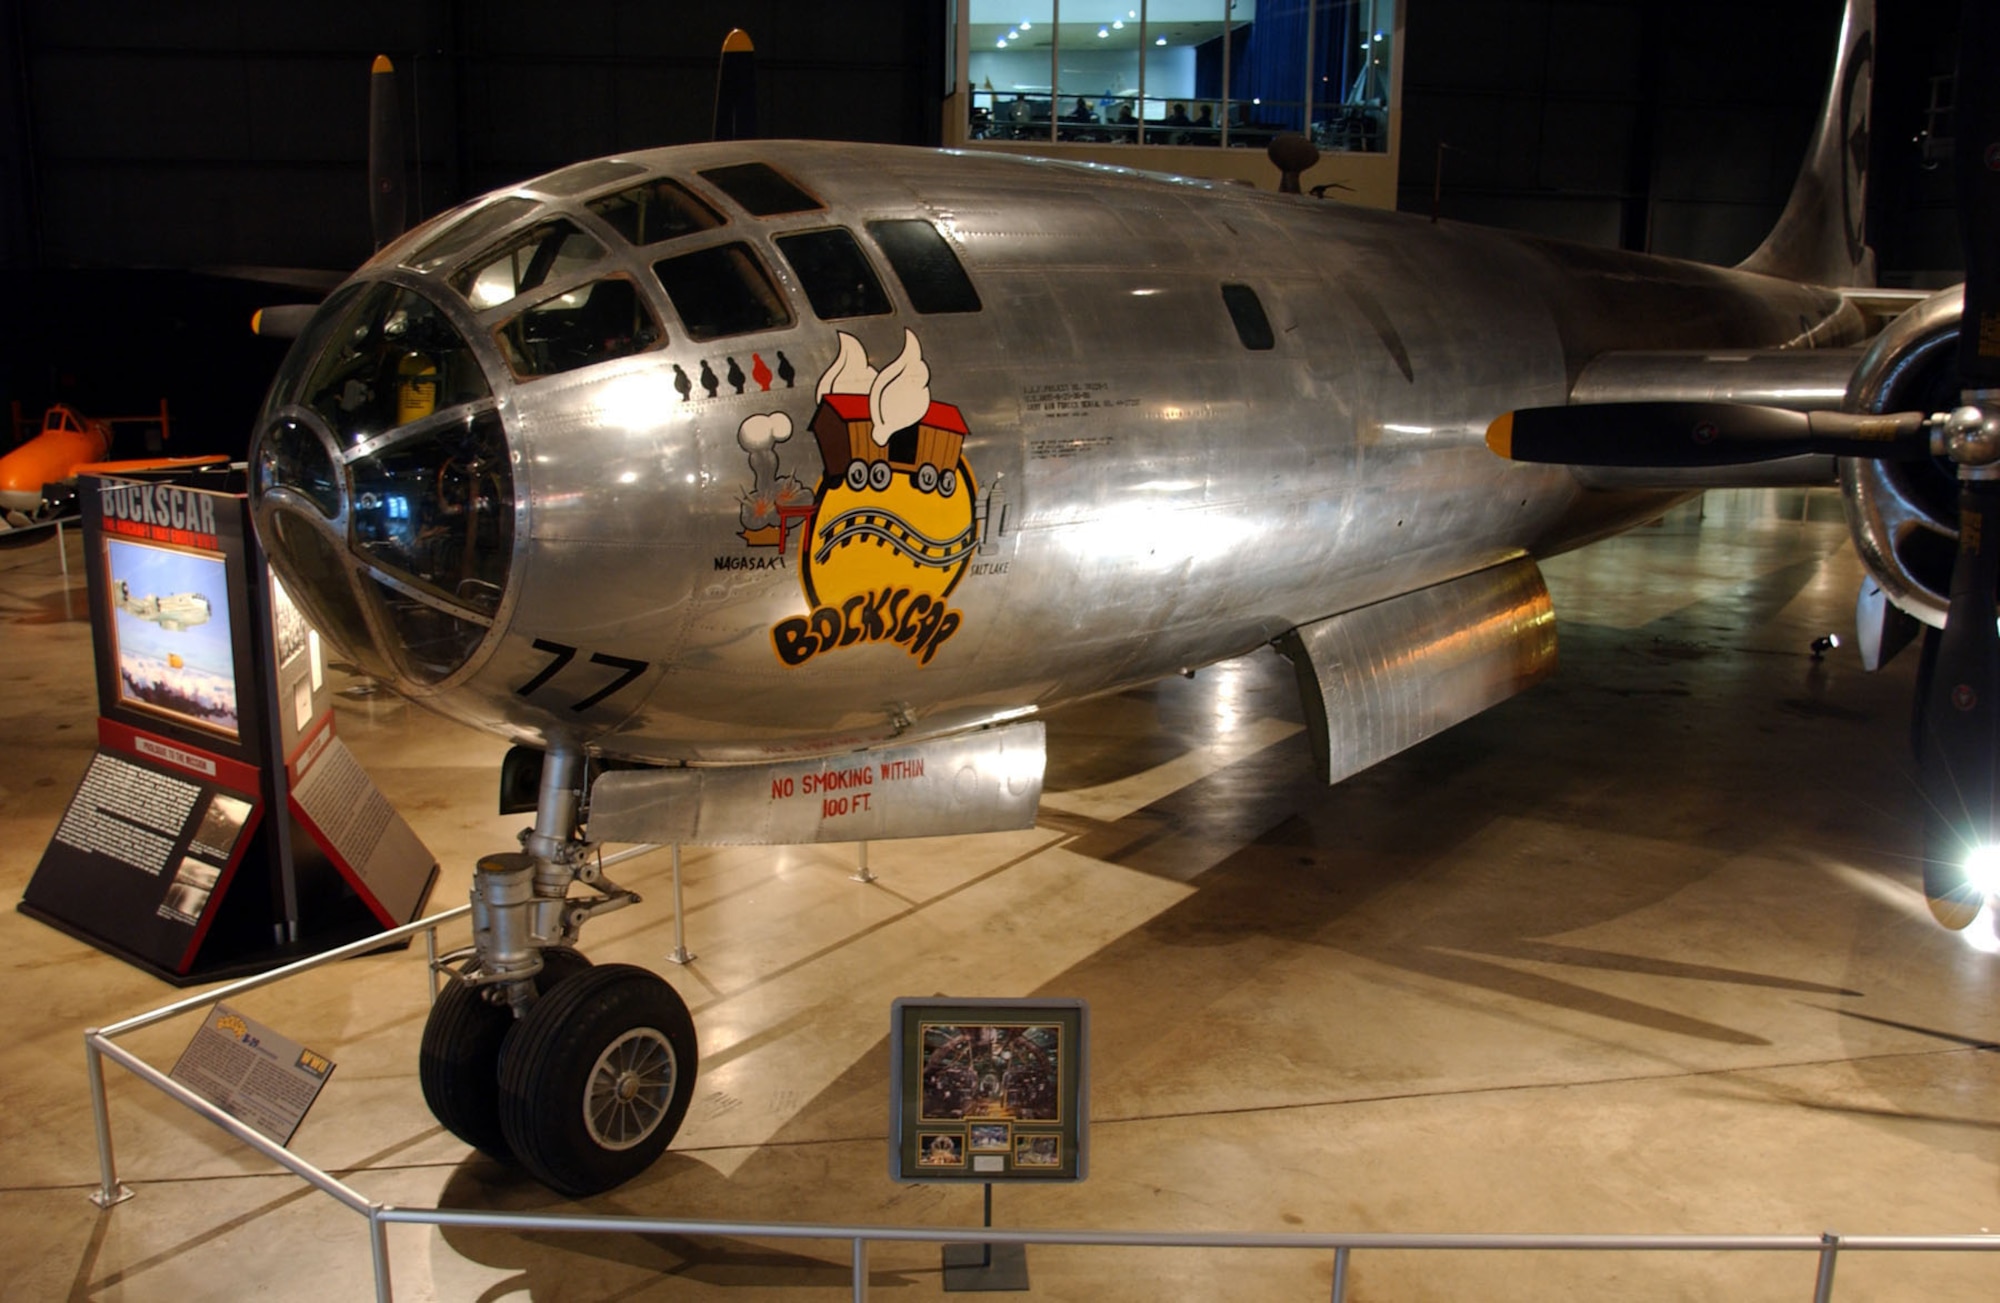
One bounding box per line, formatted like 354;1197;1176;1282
419;746;700;1196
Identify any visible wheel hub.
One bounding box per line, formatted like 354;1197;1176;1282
584;1026;677;1150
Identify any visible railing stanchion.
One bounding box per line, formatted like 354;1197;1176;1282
370;1205;394;1303
1812;1231;1839;1303
1331;1245;1350;1302
84;1032;131;1208
852;1234;868;1302
423;921;441;1004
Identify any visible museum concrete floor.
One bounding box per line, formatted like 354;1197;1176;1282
2;490;1998;1302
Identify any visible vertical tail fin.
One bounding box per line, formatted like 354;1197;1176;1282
1737;0;1876;287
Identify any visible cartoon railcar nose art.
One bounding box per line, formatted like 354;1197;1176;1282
751;330;978;668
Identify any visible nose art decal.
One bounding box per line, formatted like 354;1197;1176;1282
754;330;977;668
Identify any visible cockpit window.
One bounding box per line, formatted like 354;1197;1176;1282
652;242;792;340
776;228;891;320
866;220;982;314
496;277;662;378
588;178;724;246
528;158;646;197
697;162;822;216
404;197;537;275
451;219;607;310
348;407;512;615
300;282;491;447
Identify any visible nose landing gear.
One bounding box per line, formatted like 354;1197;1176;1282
417;747;699;1196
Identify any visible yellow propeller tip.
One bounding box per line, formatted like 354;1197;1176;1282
250;309;264;335
1485;413;1514;459
372;54;394;75
722;29;754;54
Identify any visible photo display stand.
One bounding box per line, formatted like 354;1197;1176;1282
18;470;438;985
889;998;1089;1292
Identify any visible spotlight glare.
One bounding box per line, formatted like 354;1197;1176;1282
1966;843;2000;895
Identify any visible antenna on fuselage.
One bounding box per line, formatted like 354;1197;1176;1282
1267;134;1319;195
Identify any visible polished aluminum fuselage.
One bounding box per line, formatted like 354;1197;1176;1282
297;142;1864;763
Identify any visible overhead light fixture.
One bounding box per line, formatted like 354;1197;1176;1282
1020;20;1032;29
1098;27;1109;38
997;37;1008;47
1156;36;1167;45
1113;19;1125;29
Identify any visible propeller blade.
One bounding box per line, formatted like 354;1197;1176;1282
1917;476;2000;927
712;29;758;142
369;55;407;251
250;305;319;339
1486;402;1929;467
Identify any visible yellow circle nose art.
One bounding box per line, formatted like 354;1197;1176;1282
801;394;977;609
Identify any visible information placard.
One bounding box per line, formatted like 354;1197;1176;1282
19;470;437;982
168;1002;336;1146
889;998;1088;1183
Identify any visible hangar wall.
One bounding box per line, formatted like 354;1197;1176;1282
0;0;1964;455
1396;0;1962;283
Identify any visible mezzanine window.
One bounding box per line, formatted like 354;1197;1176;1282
962;1;1392;154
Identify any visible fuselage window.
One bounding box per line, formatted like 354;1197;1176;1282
865;220;982;314
299;282;492;448
1221;283;1274;350
775;228;892;320
452;220;607;310
588;178;724;246
403;197;537;275
652;242;793;340
496;277;663;378
697;162;823;216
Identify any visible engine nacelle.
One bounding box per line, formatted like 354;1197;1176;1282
1841;286;1966;640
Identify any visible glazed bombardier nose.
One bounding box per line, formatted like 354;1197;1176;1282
249;279;514;688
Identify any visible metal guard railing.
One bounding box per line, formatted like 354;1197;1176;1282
82;906;2000;1302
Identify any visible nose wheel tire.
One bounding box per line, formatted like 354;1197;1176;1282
497;963;699;1197
418;947;591;1159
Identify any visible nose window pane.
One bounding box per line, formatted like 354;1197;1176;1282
301;283;492;448
256;417;342;518
776;228;891;320
496;277;663;379
363;576;491;685
265;510;392;680
696;162;822;216
588;178;724;247
404;197;538;275
652;242;792;340
348;408;513;614
451;219;607;310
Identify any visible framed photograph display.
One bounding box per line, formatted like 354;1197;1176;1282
103;536;240;741
889;997;1087;1182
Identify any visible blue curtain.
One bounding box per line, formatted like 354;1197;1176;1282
1190;1;1364;133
